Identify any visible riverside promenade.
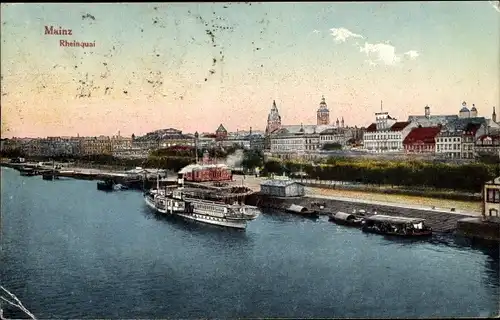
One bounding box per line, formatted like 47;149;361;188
234;175;481;216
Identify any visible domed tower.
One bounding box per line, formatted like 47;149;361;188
470;104;478;118
316;96;330;125
459;101;470;119
266;100;282;134
424;105;430;118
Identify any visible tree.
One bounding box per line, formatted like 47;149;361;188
241;149;264;171
262;159;284;175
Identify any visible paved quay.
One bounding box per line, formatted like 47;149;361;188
306;191;480;216
233;175;481;217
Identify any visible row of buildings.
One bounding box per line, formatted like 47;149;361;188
364;103;499;159
2;97;498;161
264;98;500;160
0;127;268;159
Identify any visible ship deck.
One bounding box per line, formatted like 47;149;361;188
180;185;254;200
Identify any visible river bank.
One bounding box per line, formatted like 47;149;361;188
237;175;482;214
245;193;475;233
2;161;482;214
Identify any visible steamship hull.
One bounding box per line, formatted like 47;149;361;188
144;194;167;214
144;163;259;229
144;195;254;229
144;190;259;230
176;212;248;229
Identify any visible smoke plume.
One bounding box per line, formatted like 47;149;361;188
224;149;244;168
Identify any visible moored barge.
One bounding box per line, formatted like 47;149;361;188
329;211;364;227
362;215;432;237
284;204;320;219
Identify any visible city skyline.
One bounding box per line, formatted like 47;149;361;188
1;2;499;138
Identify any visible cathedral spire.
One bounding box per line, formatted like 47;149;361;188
266;99;282;134
317;95;329;125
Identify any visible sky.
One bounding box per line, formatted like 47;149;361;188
1;2;499;138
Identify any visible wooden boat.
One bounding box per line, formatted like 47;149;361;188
329;211;364;227
42;173;54;180
42;169;59;180
97;179;114;191
362;214;432;237
19;167;38;176
284;204;319;219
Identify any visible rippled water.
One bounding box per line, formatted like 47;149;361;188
1;167;499;318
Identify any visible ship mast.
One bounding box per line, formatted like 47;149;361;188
156;171;159;191
194;131;199;165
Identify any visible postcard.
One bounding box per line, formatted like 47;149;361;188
1;2;499;319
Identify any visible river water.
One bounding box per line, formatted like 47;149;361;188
1;167;498;318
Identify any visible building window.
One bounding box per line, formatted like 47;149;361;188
489;209;499;217
486;188;500;203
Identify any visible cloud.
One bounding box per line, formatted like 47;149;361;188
330;27;419;66
404;50;419;60
359;42;401;65
330;27;364;43
312;29;321;34
489;1;500;13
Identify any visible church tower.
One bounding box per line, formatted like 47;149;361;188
316;96;330;125
266;100;282;134
493;107;497;123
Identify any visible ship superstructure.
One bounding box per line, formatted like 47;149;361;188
144;171;259;229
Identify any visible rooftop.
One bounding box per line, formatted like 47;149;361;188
407;115;459;127
403;127;441;144
216;124;227;133
390;122;412;131
443;117;487;132
486;177;500;185
273;124;335;135
477;134;500;142
366;123;377;132
260;179;304;187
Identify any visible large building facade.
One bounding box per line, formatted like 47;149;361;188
265;97;356;158
363;111;416;153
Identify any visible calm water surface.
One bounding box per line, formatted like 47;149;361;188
1;167;499;318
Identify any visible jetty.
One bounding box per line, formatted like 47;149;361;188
1;161;176;190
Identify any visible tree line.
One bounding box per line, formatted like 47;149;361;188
261;158;499;193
